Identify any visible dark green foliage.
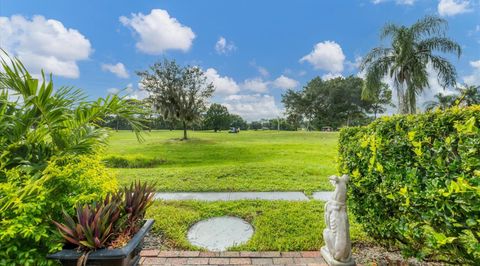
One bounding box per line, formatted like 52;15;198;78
282;76;378;129
103;155;165;168
229;114;248;130
204;103;231;132
338;106;480;263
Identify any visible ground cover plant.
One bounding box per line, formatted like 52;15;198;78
339;106;480;264
106;130;338;193
146;200;369;251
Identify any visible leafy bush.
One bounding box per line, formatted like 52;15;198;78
0;156;118;265
0;54;144;265
103;155;165;168
338;106;480;264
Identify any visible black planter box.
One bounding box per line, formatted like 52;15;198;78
47;219;154;266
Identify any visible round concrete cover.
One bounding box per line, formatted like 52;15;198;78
187;216;254;251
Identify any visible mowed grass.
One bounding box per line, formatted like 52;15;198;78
106;130;339;193
147;200;369;251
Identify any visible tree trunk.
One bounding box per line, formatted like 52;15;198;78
182;121;188;140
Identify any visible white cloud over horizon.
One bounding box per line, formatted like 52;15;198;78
120;9;195;54
241;78;270;93
300;41;345;73
222;94;282;121
463;59;480;85
101;62;129;78
205;68;240;95
0;15;92;78
215;37;236;55
438;0;472;16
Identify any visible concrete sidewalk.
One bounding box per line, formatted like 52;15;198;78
154;191;333;201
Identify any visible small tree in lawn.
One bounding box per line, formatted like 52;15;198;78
204;103;231;132
138;59;214;140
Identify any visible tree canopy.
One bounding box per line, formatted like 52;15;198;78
137;59;214;139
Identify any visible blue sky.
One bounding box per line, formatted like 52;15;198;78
1;0;479;120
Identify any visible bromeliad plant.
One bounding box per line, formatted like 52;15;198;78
53;181;155;253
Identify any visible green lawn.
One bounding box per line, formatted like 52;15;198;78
106;130;339;193
147;200;369;251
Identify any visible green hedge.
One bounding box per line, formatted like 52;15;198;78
338;106;480;264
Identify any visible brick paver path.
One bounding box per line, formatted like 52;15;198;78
140;250;328;265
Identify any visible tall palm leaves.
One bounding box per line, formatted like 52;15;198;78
361;16;461;114
0;54;146;170
456;84;480;106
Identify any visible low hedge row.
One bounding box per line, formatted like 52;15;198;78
338;106;480;264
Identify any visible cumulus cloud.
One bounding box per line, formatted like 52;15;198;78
120;9;195;54
222;94;282;121
300;41;345;73
463;59;480;85
0;15;92;78
438;0;472;16
322;73;344;80
205;68;240;95
215;37;236;55
272;75;299;89
101;62;129;78
241;78;270;93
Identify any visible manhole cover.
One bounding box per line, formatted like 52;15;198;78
187;216;254;251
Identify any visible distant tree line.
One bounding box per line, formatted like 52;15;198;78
281;76;393;130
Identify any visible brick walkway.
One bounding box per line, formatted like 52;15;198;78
140;250;328;265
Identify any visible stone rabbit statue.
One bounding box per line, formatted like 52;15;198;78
321;174;355;266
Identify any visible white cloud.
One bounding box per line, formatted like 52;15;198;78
463;59;480;85
0;15;92;78
300;41;345;73
222;94;282;121
438;0;472;16
257;67;269;77
346;56;363;71
322;73;344;80
107;88;120;94
205;68;240;95
101;62;129;78
215;37;236;55
120;9;195;54
241;78;270;93
272;75;299;89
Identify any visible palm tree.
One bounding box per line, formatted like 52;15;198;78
455;84;480;107
423;93;456;111
0;54;146;170
360;15;461;114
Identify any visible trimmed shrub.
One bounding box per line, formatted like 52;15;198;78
0;155;118;265
103;155;165;168
338;106;480;263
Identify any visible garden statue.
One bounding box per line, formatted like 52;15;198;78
321;174;355;266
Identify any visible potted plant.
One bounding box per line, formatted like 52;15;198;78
47;181;156;266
